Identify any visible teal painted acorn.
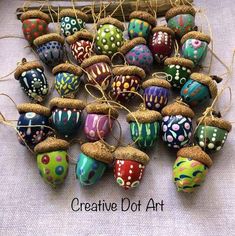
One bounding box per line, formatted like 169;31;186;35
76;141;113;186
126;107;162;149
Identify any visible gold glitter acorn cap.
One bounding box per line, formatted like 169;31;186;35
17;103;51;117
164;57;194;69
190;73;218;99
181;31;211;44
114;146;150;165
165;5;196;21
129;11;156;26
142;77;171;89
33;33;64;47
49;97;86;110
161;101;195;118
113;65;146;79
20;10;51;23
118;37;146;55
52;63;82;76
59;9;88;22
97;17;125;31
66;31;93;44
34;137;69;154
85;102;119;119
177;146;213;168
152;26;175;36
81;55;111;68
81;141;113;164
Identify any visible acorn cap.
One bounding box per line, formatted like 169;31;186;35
85;102;119;119
14;61;44;80
127;109;162;123
164;57;194;69
34;137;69;154
52;63;82;76
181;31;211;44
97;17;124;31
129;11;156;26
49;97;85;110
81;141;113;164
190;73;217;99
114;146;150;165
152;26;175;36
20;10;51;23
81;55;111;69
161;101;195;118
142;77;171;89
165;5;196;21
33;33;64;47
17;103;51;117
118;37;146;55
113;65;146;79
59;9;88;22
66;31;93;44
177;146;213;168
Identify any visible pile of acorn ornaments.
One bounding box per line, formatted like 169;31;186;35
11;5;232;192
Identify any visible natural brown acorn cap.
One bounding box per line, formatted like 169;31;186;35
81;55;111;68
165;5;196;21
114;146;150;165
59;9;88;22
152;26;175;36
177;146;213;168
17;103;51;117
81;141;113;164
126;109;162;123
164;57;194;69
52;63;82;76
34;137;69;154
142;77;171;89
161;101;195;118
33;33;64;47
20;10;51;23
66;31;93;44
129;11;156;26
181;31;211;44
113;65;146;79
118;37;146;55
49;97;85;110
190;73;217;99
97;17;124;31
14;61;44;80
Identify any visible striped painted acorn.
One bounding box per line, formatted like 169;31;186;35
126;108;162;149
35;137;69;188
49;97;85;139
76;141;113;186
114;146;150;190
173;146;212;193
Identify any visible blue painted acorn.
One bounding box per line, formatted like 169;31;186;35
34;33;64;67
49;97;85;139
52;63;83;98
16;103;51;148
76;141;113;186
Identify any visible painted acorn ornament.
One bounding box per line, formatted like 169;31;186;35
81;55;112;90
181;31;211;66
161;101;195;149
34;33;65;67
76;141;113;186
126;108;162;149
16;103;51;147
84;102;119;141
20;10;50;44
52;63;83;98
194;114;232;152
165;5;196;38
49;98;85;139
34;137;69;188
95;17;125;56
111;65;146;101
128;11;156;39
164;57;194;89
149;26;174;63
142;77;171;111
14;59;49;102
114;146;150;189
118;37;153;74
66;31;93;64
59;9;88;37
173;146;212;193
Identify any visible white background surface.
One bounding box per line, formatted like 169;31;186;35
0;0;234;235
